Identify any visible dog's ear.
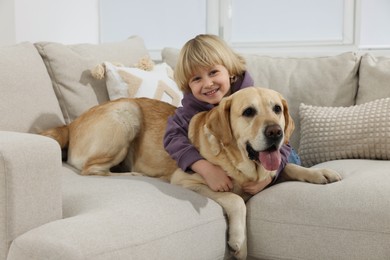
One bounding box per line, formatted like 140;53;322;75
282;98;295;144
205;97;234;146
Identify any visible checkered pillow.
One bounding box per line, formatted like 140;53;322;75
299;98;390;167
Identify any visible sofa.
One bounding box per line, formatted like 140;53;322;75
1;35;390;260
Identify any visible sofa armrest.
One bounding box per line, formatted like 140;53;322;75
0;131;62;258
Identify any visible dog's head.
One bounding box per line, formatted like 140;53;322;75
206;87;294;172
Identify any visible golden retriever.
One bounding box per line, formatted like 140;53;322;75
41;87;341;259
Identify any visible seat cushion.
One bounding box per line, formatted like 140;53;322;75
246;159;390;260
8;165;229;260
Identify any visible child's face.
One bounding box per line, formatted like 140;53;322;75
188;65;231;105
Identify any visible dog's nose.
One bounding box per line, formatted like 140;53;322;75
264;125;282;140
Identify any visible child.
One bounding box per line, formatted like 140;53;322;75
163;34;299;194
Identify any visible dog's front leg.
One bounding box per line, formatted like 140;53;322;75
282;163;342;184
192;185;247;260
171;169;247;259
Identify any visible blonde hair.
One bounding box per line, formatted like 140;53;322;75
174;34;246;93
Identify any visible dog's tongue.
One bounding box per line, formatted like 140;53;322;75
259;150;281;171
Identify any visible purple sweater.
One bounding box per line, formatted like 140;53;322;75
163;71;291;178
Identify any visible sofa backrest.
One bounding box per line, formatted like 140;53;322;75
0;42;65;133
357;54;390;104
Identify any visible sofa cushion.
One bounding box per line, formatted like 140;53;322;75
161;47;180;70
247;159;390;260
162;49;360;150
8;165;229;260
298;98;390;167
243;52;360;150
357;54;390;104
0;42;65;133
35;36;149;123
0;132;62;259
104;62;182;106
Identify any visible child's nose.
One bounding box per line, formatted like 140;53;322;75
205;78;213;87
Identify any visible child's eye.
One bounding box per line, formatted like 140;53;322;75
210;70;219;76
191;76;201;82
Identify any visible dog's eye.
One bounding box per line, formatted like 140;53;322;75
242;107;257;117
273;105;282;114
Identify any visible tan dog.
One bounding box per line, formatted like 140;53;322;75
41;87;341;259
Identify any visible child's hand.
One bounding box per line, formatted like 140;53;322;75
242;177;272;195
191;159;233;192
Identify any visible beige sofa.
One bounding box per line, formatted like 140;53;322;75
1;36;390;260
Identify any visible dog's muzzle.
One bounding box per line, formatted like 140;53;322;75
246;124;283;171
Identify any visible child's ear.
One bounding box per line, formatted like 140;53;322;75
229;75;237;84
282;98;295;144
205;97;233;146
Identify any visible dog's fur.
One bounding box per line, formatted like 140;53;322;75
41;87;341;259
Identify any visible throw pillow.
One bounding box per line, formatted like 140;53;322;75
104;62;182;107
299;98;390;167
35;35;150;123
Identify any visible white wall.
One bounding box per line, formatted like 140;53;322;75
0;0;99;46
0;0;15;45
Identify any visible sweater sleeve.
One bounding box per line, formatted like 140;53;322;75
163;106;203;171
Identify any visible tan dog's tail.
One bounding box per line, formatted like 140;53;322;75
40;125;69;149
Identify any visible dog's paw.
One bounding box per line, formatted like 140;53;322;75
228;235;247;260
311;168;342;184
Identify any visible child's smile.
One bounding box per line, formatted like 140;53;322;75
203;88;219;96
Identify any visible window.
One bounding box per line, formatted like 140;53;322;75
100;0;207;58
100;0;390;58
359;0;390;49
226;0;347;45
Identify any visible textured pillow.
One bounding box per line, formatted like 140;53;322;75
357;54;390;104
105;62;182;106
299;98;390;167
35;36;149;123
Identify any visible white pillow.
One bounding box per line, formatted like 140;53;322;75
299;98;390;167
104;62;182;106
